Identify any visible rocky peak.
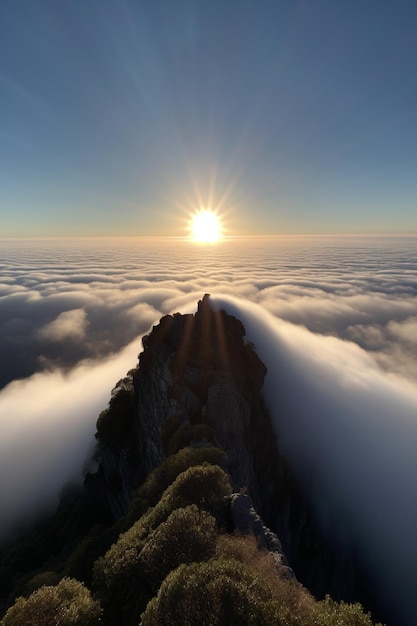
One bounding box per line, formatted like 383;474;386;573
85;296;356;606
85;295;268;515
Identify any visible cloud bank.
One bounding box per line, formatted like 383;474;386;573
1;236;417;623
211;295;417;626
0;340;139;540
1;236;416;389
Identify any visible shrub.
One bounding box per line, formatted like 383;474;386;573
95;387;136;448
141;558;274;626
167;423;216;455
63;525;118;585
94;463;230;592
215;534;314;620
92;517;148;608
123;446;227;529
0;577;101;626
153;446;227;499
140;505;217;590
141;556;383;626
312;595;384;626
93;464;231;624
164;463;231;514
23;571;62;597
141;461;231;536
92;518;150;626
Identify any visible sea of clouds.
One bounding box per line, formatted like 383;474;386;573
1;235;417;623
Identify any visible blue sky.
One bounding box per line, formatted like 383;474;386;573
1;0;416;236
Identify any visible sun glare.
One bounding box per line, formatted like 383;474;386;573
190;210;222;243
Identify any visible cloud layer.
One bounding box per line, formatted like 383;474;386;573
1;236;416;389
1;235;417;623
211;295;417;626
0;340;139;540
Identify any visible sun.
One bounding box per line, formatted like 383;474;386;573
190;210;222;243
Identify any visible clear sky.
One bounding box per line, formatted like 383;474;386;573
1;0;416;237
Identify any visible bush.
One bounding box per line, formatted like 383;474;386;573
215;533;312;616
0;577;101;626
23;571;62;597
135;463;230;546
93;464;231;624
92;518;150;626
312;595;384;626
123;446;227;529
94;463;230;591
167;423;216;455
141;556;383;626
95;387;136;448
164;463;231;514
62;525;118;585
140;505;217;590
141;558;274;626
145;447;227;503
92;517;148;613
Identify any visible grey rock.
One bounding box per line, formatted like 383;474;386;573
84;295;353;604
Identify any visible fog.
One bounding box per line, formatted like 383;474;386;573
212;295;417;626
1;237;417;389
0;340;139;539
1;236;417;623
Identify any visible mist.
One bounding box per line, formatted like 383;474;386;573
2;236;417;390
211;295;417;626
0;339;139;542
1;236;417;623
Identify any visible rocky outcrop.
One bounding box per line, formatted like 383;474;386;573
85;295;356;604
228;492;294;578
86;294;267;509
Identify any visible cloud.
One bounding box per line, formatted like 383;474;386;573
211;295;417;626
1;236;416;388
38;309;88;342
1;236;417;622
0;339;140;542
387;316;417;345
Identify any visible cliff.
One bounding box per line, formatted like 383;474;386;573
0;295;384;626
85;294;354;602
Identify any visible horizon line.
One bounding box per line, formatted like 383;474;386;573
1;232;417;241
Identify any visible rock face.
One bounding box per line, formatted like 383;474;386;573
228;492;294;578
85;295;356;603
86;295;267;511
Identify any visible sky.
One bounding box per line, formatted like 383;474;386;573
1;0;417;237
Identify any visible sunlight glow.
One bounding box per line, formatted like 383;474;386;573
190;210;222;243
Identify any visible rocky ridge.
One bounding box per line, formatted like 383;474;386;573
85;294;356;603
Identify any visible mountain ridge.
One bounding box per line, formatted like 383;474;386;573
0;295;383;626
86;294;358;602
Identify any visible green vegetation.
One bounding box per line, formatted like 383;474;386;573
0;377;383;626
0;440;384;626
166;422;216;455
139;505;217;590
141;558;275;626
125;445;227;519
142;555;382;626
0;577;101;626
92;463;230;625
96;379;137;448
